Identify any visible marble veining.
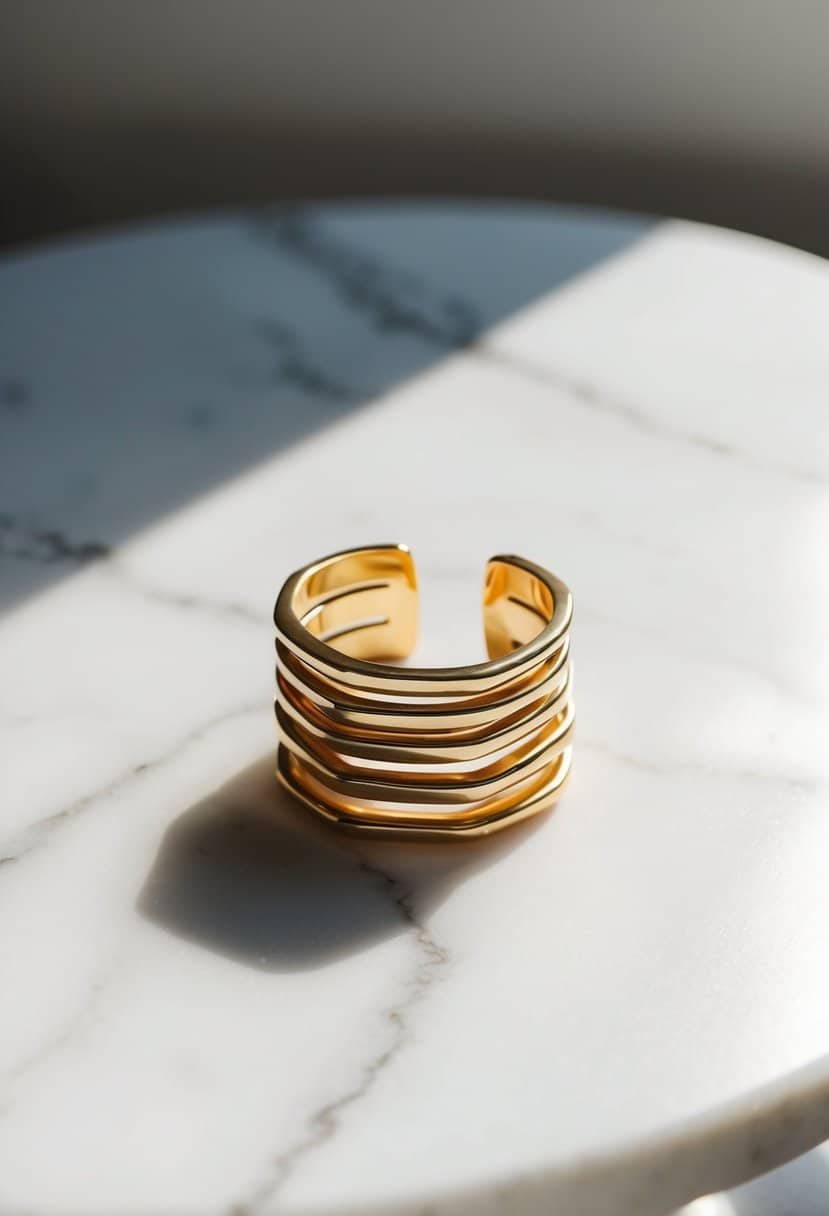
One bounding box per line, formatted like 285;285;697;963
237;854;451;1215
0;376;31;413
475;340;828;486
252;208;482;347
255;319;358;402
0;513;111;565
1;204;829;1216
0;699;264;867
102;558;264;628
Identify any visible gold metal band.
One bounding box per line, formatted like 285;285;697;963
273;544;574;839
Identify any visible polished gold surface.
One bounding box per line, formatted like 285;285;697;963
273;544;574;839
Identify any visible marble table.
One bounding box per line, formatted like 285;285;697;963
1;203;828;1216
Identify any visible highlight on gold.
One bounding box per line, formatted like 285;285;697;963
273;544;574;839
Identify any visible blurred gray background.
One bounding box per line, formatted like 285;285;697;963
1;0;828;253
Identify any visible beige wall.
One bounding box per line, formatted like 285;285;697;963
2;1;828;250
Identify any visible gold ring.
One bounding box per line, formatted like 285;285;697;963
273;544;574;839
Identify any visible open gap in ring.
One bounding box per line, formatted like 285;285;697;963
318;615;390;645
291;546;418;661
299;579;391;627
291;549;561;665
506;594;550;621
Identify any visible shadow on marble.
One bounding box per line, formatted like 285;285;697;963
138;754;538;971
676;1145;829;1214
725;1141;829;1215
0;204;651;614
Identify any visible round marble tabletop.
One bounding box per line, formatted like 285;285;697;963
1;203;828;1216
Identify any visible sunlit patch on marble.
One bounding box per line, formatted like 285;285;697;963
676;1196;736;1216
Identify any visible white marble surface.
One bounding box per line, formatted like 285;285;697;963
1;204;829;1216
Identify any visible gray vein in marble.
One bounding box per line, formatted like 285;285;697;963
0;701;263;868
103;559;263;629
477;344;827;487
234;856;449;1215
0;514;110;566
577;605;809;709
0;514;264;630
0;969;113;1116
0;377;31;414
580;737;818;794
568;506;680;559
182;403;218;432
0;709;49;729
256;320;358;402
251;209;481;347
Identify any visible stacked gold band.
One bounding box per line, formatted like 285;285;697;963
274;545;574;839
